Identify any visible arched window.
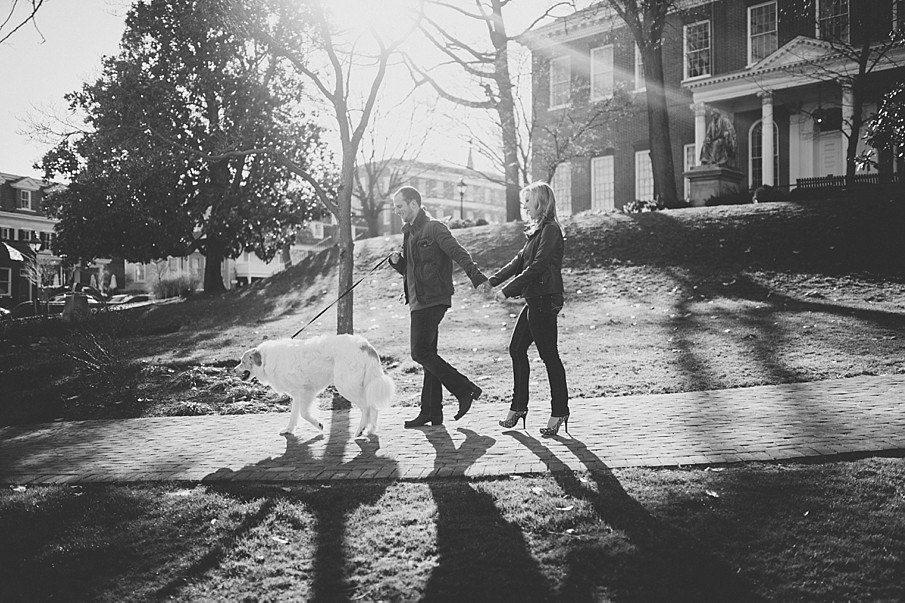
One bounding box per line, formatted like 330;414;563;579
749;120;779;187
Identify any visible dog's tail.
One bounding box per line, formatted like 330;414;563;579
364;346;396;408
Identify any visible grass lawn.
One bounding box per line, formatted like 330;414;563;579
2;198;905;600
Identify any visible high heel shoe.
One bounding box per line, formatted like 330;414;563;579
540;414;569;437
498;410;528;429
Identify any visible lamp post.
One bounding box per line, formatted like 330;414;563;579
457;178;466;220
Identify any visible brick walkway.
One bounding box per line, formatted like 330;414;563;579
2;374;904;485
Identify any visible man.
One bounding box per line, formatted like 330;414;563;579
389;185;491;427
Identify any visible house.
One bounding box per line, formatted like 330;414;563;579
524;0;905;210
351;159;507;237
0;172;65;311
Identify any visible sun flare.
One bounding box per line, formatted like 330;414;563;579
326;0;420;43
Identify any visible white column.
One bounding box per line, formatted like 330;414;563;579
692;102;707;165
760;91;775;186
788;109;801;184
842;84;854;156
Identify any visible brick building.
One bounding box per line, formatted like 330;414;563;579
352;159;507;237
0;172;64;311
524;0;905;211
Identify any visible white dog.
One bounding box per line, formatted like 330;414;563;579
234;334;395;438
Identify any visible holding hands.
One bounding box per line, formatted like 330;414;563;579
478;280;507;302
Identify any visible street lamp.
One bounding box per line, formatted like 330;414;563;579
457;178;467;220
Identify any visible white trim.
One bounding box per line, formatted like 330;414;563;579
9;177;42;191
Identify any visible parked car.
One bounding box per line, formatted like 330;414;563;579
0;306;11;321
108;293;150;305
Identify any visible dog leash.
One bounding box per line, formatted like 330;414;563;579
291;254;391;339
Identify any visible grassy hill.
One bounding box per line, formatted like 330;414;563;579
2;198;904;425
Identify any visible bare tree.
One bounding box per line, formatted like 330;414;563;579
352;102;431;238
227;0;418;334
776;1;905;181
0;0;46;45
405;0;576;221
600;0;682;208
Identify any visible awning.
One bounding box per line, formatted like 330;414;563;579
3;242;24;262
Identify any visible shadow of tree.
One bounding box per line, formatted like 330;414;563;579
200;409;399;602
508;431;765;601
421;427;556;601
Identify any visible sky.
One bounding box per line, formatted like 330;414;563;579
0;0;129;178
0;0;576;181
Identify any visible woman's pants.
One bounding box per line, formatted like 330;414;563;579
508;294;569;417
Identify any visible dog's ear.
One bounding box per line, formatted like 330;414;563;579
251;349;262;366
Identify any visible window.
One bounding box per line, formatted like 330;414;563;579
684;143;696;200
0;226;11;241
818;0;849;43
749;120;780;187
635;151;654;201
591;155;615;211
549;55;571;108
0;267;11;297
17;190;32;210
896;0;905;30
748;2;777;64
551;162;572;216
590;45;614;101
634;44;645;92
684;20;711;79
134;264;146;282
310;221;324;239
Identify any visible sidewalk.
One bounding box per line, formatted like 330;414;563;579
2;374;904;485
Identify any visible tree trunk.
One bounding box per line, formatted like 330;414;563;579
845;81;865;182
204;243;226;293
642;46;680;208
335;160;355;335
491;0;521;222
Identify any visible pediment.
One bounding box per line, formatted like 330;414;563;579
11;177;43;191
751;35;838;71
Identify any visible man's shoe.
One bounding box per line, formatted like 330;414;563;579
454;385;482;420
404;413;443;428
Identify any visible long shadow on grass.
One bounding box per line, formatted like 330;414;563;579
201;409;399;601
614;210;905;454
508;431;765;601
417;427;555;601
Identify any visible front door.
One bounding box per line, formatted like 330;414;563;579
817;131;844;177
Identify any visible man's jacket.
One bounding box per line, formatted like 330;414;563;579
390;209;487;305
488;220;564;299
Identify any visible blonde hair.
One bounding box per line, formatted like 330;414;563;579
521;181;563;232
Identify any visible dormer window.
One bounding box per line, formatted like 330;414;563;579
18;190;32;210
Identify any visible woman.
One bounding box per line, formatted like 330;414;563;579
488;181;569;437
